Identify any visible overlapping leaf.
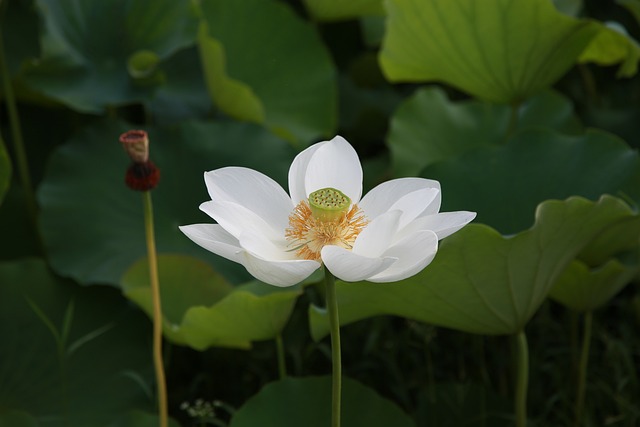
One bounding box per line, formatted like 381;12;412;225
422;128;639;235
23;0;198;112
388;88;582;176
229;376;415;427
122;255;302;350
579;21;640;77
198;0;337;144
310;196;637;338
38;119;296;286
550;259;638;312
379;0;600;103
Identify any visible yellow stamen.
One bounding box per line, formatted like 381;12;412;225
285;200;368;261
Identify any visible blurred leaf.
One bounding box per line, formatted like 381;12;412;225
310;196;637;337
229;376;415;427
0;136;10;206
122;254;302;350
550;259;637;312
0;258;154;426
421;128;639;235
579;21;640;77
617;0;640;26
0;410;39;427
146;46;212;124
198;0;337;144
552;0;583;16
579;215;640;266
23;0;198;112
379;0;599;103
388;87;582;176
38;119;296;286
302;0;384;21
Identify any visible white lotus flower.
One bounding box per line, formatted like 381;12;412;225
180;136;475;287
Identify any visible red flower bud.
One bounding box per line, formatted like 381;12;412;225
125;161;160;191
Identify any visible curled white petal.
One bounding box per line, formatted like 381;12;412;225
401;211;477;241
179;224;243;264
205;167;292;232
359;178;441;221
368;230;439;283
238;231;296;261
241;252;320;287
321;245;397;282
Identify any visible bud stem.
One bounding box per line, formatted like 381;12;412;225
143;191;168;427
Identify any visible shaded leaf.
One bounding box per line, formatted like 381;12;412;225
107;410;181;427
388;87;581;176
0;410;39;427
198;0;337;144
0;258;154;426
23;0;198;112
38;119;296;286
579;21;640;77
310;196;637;337
421;128;639;235
550;259;637;312
122;255;302;350
229;376;415;427
379;0;600;103
302;0;384;21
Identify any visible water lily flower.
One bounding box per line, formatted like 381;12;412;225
180;136;475;287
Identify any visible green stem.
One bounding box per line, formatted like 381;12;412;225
515;331;529;427
143;191;168;427
574;311;593;427
0;25;37;225
275;333;287;379
324;267;341;427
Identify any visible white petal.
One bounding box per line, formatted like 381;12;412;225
301;136;363;204
400;211;477;241
200;200;283;241
179;224;243;263
241;252;320;287
359;178;441;221
204;167;292;232
352;210;402;258
288;141;326;205
321;245;397;282
238;231;295;261
368;230;439;283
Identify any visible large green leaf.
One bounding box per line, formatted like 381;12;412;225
309;196;637;338
421;128;639;235
197;0;337;144
0;136;10;207
379;0;600;103
0;411;39;427
0;258;154;426
302;0;385;21
229;376;415;427
22;0;198;113
388;87;582;176
38;119;296;286
549;259;638;312
579;21;640;78
122;255;302;350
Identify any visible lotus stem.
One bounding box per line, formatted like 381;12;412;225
275;333;287;379
324;266;342;427
515;331;529;427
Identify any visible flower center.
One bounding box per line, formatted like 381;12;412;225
285;187;368;262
